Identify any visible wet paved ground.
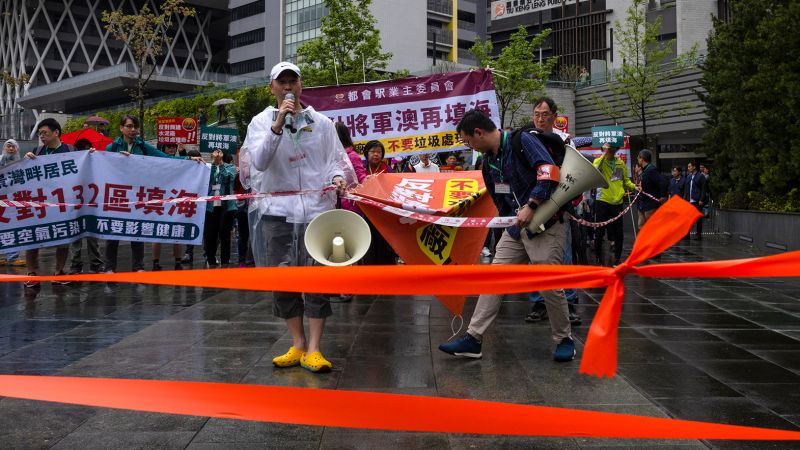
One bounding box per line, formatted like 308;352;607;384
1;234;799;449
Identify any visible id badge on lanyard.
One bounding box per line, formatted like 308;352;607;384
212;184;222;207
495;183;511;194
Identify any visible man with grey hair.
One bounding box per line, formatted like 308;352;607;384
413;152;439;173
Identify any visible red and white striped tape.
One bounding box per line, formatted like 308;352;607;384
1;187;659;230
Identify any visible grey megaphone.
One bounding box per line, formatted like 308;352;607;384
305;209;372;266
527;144;609;233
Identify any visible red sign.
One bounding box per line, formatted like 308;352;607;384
156;117;198;145
554;115;569;133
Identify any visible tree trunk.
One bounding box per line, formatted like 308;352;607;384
640;99;647;149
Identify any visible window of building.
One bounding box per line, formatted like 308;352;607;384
284;0;326;61
230;28;265;49
231;1;266;21
231;57;265;75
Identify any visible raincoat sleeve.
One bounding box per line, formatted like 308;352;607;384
247;110;282;172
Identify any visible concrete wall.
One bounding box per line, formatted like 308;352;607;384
714;209;800;252
676;0;715;56
372;0;428;73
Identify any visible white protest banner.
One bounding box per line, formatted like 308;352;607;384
301;69;500;158
0;151;209;253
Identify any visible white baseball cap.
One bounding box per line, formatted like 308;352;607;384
270;61;301;82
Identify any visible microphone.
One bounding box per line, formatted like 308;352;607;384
284;93;295;131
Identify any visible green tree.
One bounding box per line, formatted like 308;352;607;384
295;0;394;87
700;0;800;206
590;0;697;148
470;26;555;127
229;86;275;140
102;0;196;139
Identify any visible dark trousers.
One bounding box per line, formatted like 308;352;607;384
594;201;624;263
236;205;251;264
693;202;704;238
364;219;396;265
105;240;144;272
204;206;235;265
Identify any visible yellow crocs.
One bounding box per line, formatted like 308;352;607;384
300;351;332;373
272;346;304;367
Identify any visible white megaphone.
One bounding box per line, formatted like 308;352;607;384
527;144;609;233
305;209;372;266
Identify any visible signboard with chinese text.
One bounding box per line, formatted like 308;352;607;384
490;0;576;21
200;127;239;155
302;70;500;158
352;171;497;315
591;125;625;147
157;117;199;146
579;136;632;174
0;151;209;253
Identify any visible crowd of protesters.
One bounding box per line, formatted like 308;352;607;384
1;64;714;373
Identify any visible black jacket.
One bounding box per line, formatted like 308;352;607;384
683;171;708;204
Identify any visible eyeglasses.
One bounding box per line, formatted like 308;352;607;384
122;124;139;129
533;112;553;119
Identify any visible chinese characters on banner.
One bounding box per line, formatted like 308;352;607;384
352;171;497;315
157;117;199;146
301;69;500;158
591;125;625;147
490;0;576;21
579;136;632;174
199;127;239;155
0;151;209;253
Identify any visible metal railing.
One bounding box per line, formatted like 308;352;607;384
427;0;452;15
575;55;706;90
427;27;453;44
457;20;476;31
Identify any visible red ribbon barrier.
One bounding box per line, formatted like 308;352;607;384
4;197;800;377
3;196;800;438
0;375;798;440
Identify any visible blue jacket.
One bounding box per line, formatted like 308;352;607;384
482;130;558;239
684;171;708;204
668;176;685;198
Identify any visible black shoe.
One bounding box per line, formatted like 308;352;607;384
152;261;162;271
174;262;183;271
525;302;548;322
181;253;193;263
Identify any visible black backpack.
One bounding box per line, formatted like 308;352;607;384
510;125;566;169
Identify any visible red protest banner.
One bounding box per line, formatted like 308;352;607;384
352;171;496;315
156;117;198;146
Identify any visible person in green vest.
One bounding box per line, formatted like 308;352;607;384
204;148;237;267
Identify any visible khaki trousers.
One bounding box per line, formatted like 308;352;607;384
467;220;571;343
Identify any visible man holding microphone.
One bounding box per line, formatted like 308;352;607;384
240;62;356;373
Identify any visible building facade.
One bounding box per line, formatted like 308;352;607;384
0;0;230;140
226;0;480;79
482;0;722;166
